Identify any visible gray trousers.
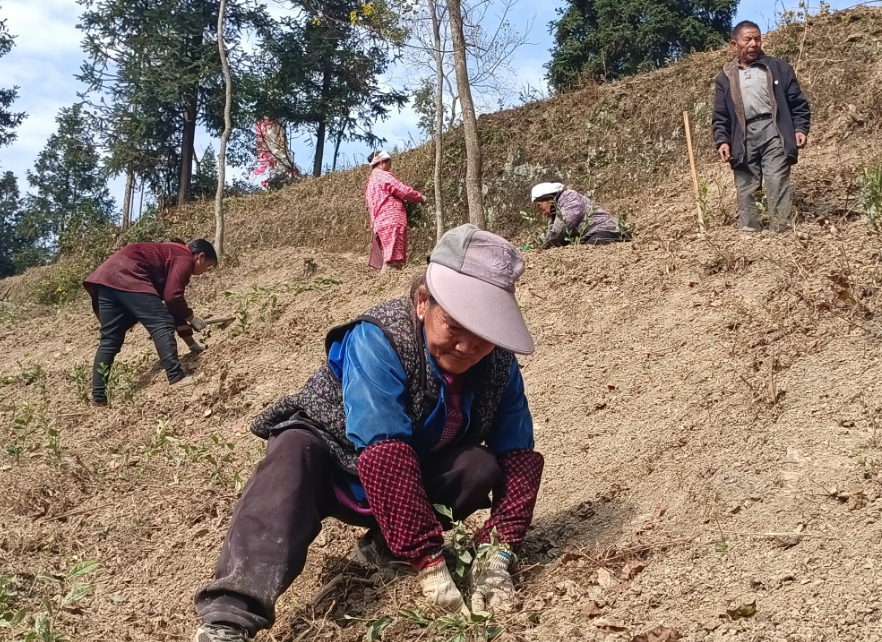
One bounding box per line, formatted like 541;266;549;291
733;130;793;232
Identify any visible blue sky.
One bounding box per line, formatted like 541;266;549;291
0;0;862;206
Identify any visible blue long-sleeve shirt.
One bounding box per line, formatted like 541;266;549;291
327;322;534;497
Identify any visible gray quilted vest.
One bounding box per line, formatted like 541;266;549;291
250;297;514;473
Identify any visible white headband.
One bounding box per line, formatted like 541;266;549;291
369;150;391;166
531;182;565;202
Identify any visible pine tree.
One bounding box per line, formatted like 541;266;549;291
20;105;116;256
0;171;26;276
547;0;737;91
78;0;268;205
0;7;26;147
238;0;407;177
192;145;219;198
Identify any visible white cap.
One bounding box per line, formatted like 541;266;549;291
531;182;564;202
369;150;391;166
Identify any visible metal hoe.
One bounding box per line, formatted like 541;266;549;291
203;316;236;330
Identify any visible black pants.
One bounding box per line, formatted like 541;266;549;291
583;230;627;246
195;429;501;636
91;285;184;402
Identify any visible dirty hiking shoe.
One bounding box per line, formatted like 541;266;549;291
351;528;415;579
194;623;251;642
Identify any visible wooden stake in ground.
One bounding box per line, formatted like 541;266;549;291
683;111;704;229
214;0;233;257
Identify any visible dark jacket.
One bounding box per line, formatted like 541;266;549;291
712;53;811;168
250;297;514;473
83;242;195;337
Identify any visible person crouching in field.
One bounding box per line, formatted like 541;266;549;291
365;150;426;271
83;238;217;404
531;182;626;248
193;225;544;642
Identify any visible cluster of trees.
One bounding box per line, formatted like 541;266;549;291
546;0;739;91
0;0;739;277
1;15;115;278
1;0;413;273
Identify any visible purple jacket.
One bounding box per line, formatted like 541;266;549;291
543;189;617;248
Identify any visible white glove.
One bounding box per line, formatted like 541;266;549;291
188;340;207;353
418;561;470;617
420;195;428;204
188;315;206;332
469;547;516;614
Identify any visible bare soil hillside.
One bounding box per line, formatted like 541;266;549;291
1;7;882;642
1;218;880;642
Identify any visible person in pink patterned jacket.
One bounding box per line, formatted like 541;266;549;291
365;150;426;271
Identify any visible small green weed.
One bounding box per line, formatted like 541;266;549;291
30;559;100;642
353;609;502;642
21;364;46;386
70;365;89;404
0;575;28;636
433;504;473;586
44;419;62;462
223;279;342;336
140;420;242;487
856;164;882;233
698;180;711;230
6;402;35;461
519;210;545;248
616;207;633;238
98;362;135;405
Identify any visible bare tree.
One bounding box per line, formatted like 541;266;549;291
214;0;233;257
446;0;483;227
429;0;445;241
405;0;530;230
406;0;530;129
120;166;135;232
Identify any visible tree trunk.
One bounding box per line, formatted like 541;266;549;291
430;0;445;242
445;0;484;228
121;166;134;232
312;65;332;178
332;128;344;172
214;0;233;258
177;94;198;206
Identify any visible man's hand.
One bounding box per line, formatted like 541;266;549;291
418;561;471;617
469;547;516;614
188;315;206;332
420;195;428;205
795;132;808;149
188;340;207;353
717;143;731;163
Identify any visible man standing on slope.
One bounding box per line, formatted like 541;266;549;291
713;20;811;233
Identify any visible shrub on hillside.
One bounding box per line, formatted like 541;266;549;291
32;262;90;306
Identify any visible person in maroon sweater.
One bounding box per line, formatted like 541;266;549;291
83;238;217;404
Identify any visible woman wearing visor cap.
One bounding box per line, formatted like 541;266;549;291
193;225;543;642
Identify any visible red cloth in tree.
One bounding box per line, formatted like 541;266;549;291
475;449;544;550
83;242;195;337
